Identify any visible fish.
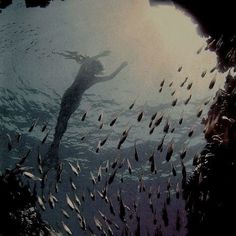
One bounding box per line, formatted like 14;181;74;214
171;98;177;106
127;159;132;175
197;107;203;118
157;134;166;151
117;127;131;149
106;221;114;236
160;79;165;87
180;81;185;88
154;114;163;127
99;122;104;129
94;216;103;231
148;186;153;199
171;163;177;176
157;185;161;198
151;112;157;121
62;221;72;235
204;98;211;105
28;119;38;132
111;158;118;169
55;182;59;193
171;90;176;96
23;171;42;181
105;160;109;172
18;149;31;166
184;94;192;105
180;146;187;160
177;66;182;72
96;140;101;153
134;142;139;161
149;198;154;213
162;203;169;226
166;142;174;162
137;111;144;122
41;131;49;144
15;132;22;144
119;196;126;222
37;196;46;211
169;81;173;87
181;161;187;186
69;177;76;190
90;171;96;185
188;127;194;137
138;175;146;192
6;134;12;151
109;200;116;216
79;216;87;231
176;183;180;199
187;82;193;90
101;136;108;146
166;191;171;205
66;194;75;211
149;126;155;135
167;178;171;191
129;99;136;110
210;66;216;73
97;165;102;182
74;193;81;206
209;77;216;89
108;168;118;185
180;77;188;87
159;87;162;93
88;189;96;201
110;117;118;126
196;46;203;54
76;161;81;172
68;162;79;176
201;70;207;78
149;151;155;173
81;111;87;121
37;148;42;165
48;192;56;209
98;112;103;122
41;122;48;132
163;119;170;133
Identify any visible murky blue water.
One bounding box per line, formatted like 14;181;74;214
0;1;227;235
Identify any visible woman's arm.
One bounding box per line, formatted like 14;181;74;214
95;61;128;83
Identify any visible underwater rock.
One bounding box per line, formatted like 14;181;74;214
0;0;12;9
0;169;55;236
183;74;236;235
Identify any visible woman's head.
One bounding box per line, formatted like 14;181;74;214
81;58;104;76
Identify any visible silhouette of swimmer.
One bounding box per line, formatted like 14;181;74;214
44;50;128;169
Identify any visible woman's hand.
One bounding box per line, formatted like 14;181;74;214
100;50;111;57
120;61;128;68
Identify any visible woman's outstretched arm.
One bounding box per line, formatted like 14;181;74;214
95;61;128;83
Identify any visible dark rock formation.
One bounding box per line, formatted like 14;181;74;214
0;0;12;9
183;74;236;235
0;168;54;236
25;0;51;8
